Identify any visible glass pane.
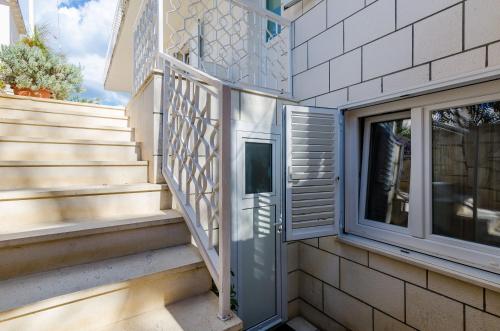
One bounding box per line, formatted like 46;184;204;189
365;118;411;227
432;102;500;248
245;142;273;194
266;0;281;41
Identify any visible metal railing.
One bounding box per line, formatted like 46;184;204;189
164;0;291;93
132;0;291;94
160;52;232;320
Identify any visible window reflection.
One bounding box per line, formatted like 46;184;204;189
365;118;411;227
245;142;273;194
432;102;500;247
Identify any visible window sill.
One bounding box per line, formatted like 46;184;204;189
338;233;500;292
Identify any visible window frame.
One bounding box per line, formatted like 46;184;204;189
344;82;500;274
358;111;412;236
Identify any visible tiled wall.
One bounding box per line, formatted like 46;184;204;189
285;0;500;105
287;238;500;331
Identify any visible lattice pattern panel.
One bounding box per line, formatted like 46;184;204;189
164;0;290;93
162;61;221;250
133;0;160;91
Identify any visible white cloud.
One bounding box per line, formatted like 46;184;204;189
35;0;129;105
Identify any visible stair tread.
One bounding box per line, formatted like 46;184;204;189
0;183;169;200
0;210;183;247
0;117;133;132
0;101;128;120
0;160;148;167
0;135;137;146
0;94;125;111
97;292;242;331
0;244;204;314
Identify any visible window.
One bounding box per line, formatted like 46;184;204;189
266;0;281;41
245;142;273;194
362;114;411;229
345;85;500;273
432;103;500;248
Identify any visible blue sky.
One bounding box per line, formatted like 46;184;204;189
34;0;130;106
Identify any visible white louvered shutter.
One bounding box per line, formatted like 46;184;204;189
284;105;342;241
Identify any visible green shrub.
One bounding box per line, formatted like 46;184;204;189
0;40;83;100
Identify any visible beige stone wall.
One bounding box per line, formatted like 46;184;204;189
127;72;165;184
285;0;500;105
287;238;500;331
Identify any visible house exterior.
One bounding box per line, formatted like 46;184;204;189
0;0;498;331
101;0;500;330
0;0;33;46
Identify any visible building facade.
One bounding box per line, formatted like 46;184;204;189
285;1;500;330
0;0;32;46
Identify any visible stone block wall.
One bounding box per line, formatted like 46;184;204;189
285;1;500;330
287;238;500;331
286;0;500;105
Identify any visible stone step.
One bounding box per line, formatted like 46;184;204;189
0;210;189;281
0;136;139;161
97;292;243;331
0;94;126;118
0;161;148;189
0;184;171;232
0;245;214;331
0;118;133;141
0;105;128;127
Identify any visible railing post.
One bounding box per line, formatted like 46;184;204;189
218;84;232;321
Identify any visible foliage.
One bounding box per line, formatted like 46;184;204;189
20;25;50;55
0;62;5;91
0;26;83;100
68;95;101;104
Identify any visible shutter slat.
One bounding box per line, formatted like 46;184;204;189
285;105;341;241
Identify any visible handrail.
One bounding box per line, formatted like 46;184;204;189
158;53;224;89
160;51;232;320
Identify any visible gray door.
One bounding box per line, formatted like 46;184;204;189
233;130;283;330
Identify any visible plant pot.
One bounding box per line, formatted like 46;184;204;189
13;86;53;99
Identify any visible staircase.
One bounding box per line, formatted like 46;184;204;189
0;95;242;331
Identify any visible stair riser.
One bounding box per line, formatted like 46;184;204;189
0;122;133;141
0;141;139;161
0;267;211;331
0;98;126;117
0;165;148;189
0;222;190;281
0;190;172;232
0;108;128;127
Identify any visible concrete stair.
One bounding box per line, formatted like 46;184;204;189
0;95;241;331
0;118;134;141
0;161;148;189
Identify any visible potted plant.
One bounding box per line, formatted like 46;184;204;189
0;27;83;100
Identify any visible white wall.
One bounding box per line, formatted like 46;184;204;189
0;3;11;46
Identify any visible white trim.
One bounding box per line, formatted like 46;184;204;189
338;234;500;292
344;80;500;274
341;66;500;111
358;111;411;235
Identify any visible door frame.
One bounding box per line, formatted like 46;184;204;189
231;121;288;330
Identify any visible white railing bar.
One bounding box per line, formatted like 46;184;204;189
217;84;232;320
233;0;291;26
159;53;224;89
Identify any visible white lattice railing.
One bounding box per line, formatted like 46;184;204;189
133;0;291;94
160;52;232;320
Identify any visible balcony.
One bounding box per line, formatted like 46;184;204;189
105;0;291;96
